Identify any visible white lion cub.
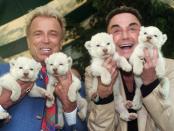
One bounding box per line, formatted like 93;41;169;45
85;32;134;121
45;52;87;128
129;26;169;111
0;57;51;120
85;32;132;100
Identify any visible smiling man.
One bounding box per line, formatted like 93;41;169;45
0;5;87;131
107;12;141;59
26;15;64;63
85;6;174;131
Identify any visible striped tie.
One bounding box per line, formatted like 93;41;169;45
41;66;57;131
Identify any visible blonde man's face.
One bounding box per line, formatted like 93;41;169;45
27;16;63;63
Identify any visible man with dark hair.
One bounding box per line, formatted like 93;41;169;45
105;6;143;26
85;6;174;131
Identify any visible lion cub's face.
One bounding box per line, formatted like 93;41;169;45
45;52;72;76
85;32;116;59
10;57;41;81
138;26;167;48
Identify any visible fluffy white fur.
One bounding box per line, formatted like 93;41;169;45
45;52;87;128
129;26;169;111
85;32;134;121
0;57;50;120
85;32;132;100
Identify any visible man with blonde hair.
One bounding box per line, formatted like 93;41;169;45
0;5;87;131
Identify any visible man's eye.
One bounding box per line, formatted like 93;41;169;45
34;32;42;36
35;33;40;36
51;33;58;36
114;30;121;33
49;31;59;37
130;28;136;31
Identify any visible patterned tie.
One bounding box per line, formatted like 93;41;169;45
41;66;57;131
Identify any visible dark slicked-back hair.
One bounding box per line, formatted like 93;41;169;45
106;6;142;28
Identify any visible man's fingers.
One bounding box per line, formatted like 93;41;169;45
56;71;72;85
144;48;156;68
144;48;151;65
109;68;117;90
104;57;112;65
144;48;158;69
67;71;72;80
152;48;158;66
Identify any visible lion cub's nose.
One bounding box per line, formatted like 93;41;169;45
146;36;152;40
24;73;29;77
103;48;108;53
53;68;57;73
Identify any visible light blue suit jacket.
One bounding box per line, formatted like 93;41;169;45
0;64;87;131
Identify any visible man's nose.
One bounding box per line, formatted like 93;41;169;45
43;34;49;43
122;30;129;39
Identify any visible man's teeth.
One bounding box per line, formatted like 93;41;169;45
120;44;132;48
41;48;51;52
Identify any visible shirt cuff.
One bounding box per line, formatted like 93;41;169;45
0;105;5;112
94;93;114;105
141;79;160;97
64;107;77;126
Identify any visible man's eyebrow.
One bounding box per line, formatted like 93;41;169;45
110;22;140;29
49;30;59;33
129;22;140;27
110;24;119;29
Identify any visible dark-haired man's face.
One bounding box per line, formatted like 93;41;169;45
107;13;141;59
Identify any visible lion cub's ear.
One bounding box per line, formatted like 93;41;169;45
84;41;91;50
45;57;49;65
162;34;167;44
9;58;16;68
109;33;113;38
67;56;73;68
140;26;145;32
32;59;42;70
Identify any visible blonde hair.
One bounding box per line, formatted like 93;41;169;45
25;5;66;39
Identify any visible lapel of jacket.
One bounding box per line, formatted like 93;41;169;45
137;105;148;131
117;72;127;131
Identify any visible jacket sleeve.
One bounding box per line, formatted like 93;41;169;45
85;66;116;131
0;64;10;76
85;66;95;101
141;58;174;131
62;74;88;131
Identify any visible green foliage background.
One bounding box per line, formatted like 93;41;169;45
88;0;174;58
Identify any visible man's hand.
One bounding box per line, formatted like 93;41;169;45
97;57;118;99
54;71;76;112
0;80;34;109
141;48;158;85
